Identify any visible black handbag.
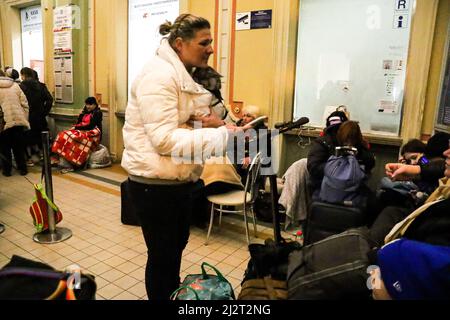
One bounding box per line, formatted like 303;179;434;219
0;255;97;300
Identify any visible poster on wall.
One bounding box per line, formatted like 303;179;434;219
236;10;272;31
54;55;73;104
128;0;179;95
53;5;73;54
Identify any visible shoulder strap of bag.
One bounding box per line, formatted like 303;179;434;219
201;262;235;299
34;184;59;212
170;286;200;300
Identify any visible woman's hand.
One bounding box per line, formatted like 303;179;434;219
385;163;421;181
189;114;225;128
241;157;252;169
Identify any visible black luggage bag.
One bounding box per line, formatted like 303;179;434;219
287;227;374;300
121;179;140;226
303;201;366;245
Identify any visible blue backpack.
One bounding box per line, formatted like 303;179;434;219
319;153;367;207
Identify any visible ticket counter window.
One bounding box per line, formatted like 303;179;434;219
20;5;44;80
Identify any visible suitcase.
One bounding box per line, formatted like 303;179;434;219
287;227;373;300
120;179;140;226
303;201;366;245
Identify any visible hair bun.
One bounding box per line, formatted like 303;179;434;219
159;21;173;36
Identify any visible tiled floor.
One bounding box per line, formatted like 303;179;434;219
0;164;296;300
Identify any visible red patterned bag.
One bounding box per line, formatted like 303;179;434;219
29;184;63;233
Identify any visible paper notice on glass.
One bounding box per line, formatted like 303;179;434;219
54;30;72;54
53;5;72;31
55;72;62;86
55;86;63;100
378;100;399;114
64;72;73;86
385;75;395;97
63;86;73;103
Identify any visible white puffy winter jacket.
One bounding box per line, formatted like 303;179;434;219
121;39;229;182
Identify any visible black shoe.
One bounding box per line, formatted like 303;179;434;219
20;170;28;176
2;171;11;177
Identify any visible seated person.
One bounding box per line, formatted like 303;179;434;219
369;138;450;247
371;238;450;300
398;138;426;165
336;120;375;174
384;132;449;195
234;105;268;184
378;138;428;210
316;120;375;211
51;97;103;168
307;111;348;196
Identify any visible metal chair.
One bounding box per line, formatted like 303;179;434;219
205;152;262;245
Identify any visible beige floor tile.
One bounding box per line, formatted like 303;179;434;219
93;250;115;261
97;283;123;300
129;254;147;267
80;245;103;256
222;255;246;268
208;251;228;262
103;256;127;268
115;261;140;274
93;276;109;290
228;268;246;280
89;262;113;275
106;244;128;255
129;268;145;281
38;251;64;264
56;245;79;257
183;252;205;264
214;262;235;275
127;282;147;298
95;239;116;250
114;275;140;290
112;291;139;300
50;257;73;270
117;249;140;261
66;251;89;263
77;256;100;269
101;269;126;282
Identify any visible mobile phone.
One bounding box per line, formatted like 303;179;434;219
418;156;429;166
246;116;268;128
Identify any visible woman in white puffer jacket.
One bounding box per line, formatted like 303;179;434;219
122;14;241;300
0;70;30;176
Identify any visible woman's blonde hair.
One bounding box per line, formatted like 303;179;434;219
242;105;260;118
159;14;210;46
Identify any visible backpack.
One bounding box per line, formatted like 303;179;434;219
319;152;367;207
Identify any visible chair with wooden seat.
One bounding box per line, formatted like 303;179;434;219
205;152;262;245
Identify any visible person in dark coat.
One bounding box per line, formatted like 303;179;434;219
307;110;348;193
73;96;103;137
19;67;53;158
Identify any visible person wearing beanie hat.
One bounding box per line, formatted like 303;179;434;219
372;238;450;300
4;67;20;83
325;110;348;134
307;110;349;193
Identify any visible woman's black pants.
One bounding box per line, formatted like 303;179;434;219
128;179;204;300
